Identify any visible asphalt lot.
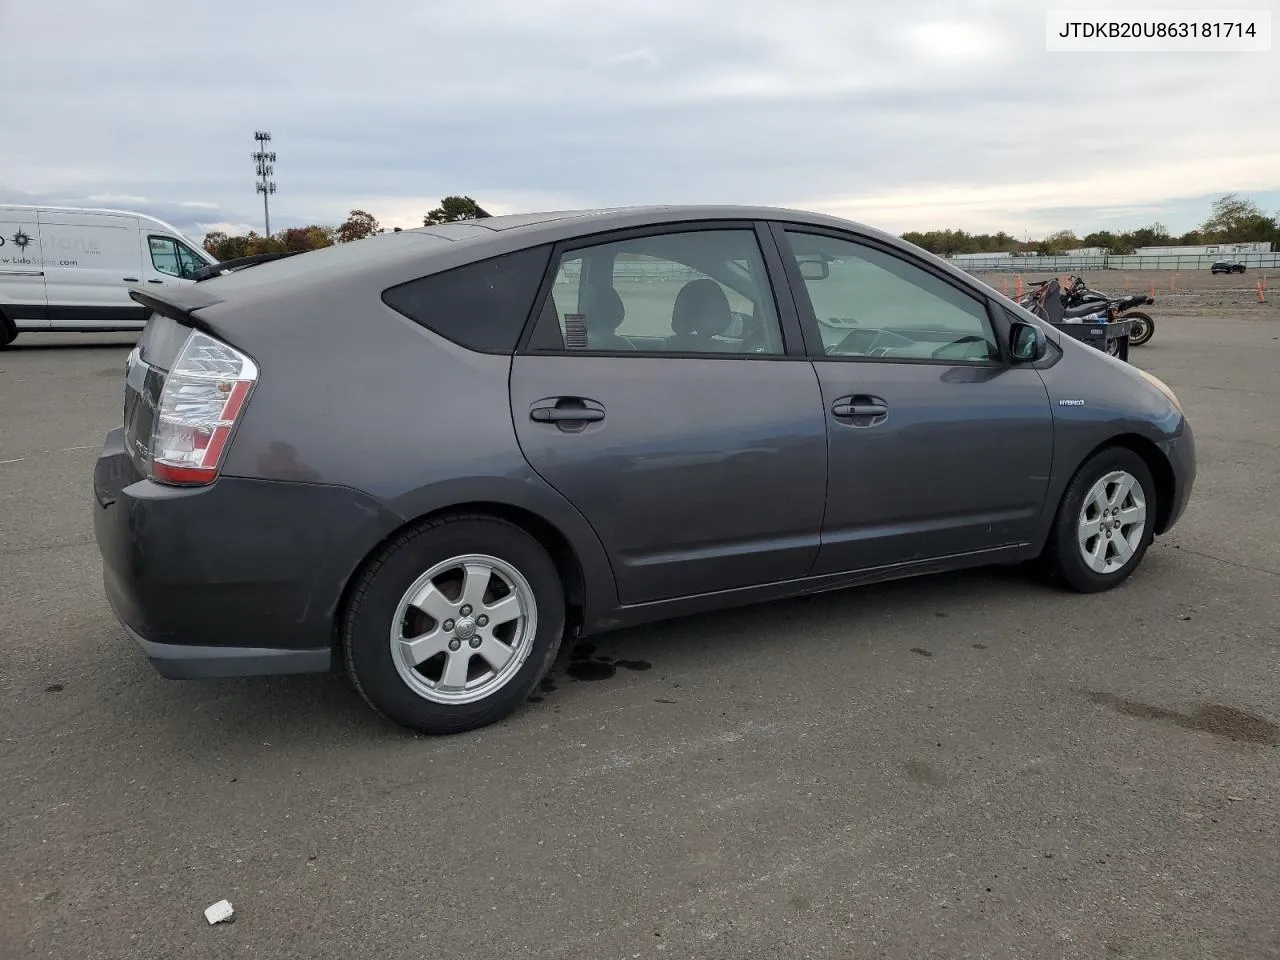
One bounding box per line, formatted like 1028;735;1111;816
2;316;1279;960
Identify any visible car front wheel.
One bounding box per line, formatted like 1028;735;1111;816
343;515;566;734
1042;447;1156;593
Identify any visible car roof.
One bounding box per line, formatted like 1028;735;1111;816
175;202;1022;332
408;204;890;242
189;204;899;296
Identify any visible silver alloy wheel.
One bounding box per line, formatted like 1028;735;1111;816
389;553;538;705
1077;470;1147;574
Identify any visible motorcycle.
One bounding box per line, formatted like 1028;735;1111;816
1020;278;1145;360
1058;275;1156;346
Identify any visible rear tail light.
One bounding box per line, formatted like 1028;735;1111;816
148;331;258;486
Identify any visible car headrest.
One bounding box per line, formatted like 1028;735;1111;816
583;287;625;333
671;279;731;337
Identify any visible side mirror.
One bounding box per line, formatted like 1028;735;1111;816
798;258;830;281
1009;321;1047;362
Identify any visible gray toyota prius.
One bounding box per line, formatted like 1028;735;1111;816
92;206;1195;734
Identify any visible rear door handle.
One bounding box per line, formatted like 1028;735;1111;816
831;395;888;424
832;401;887;418
146;279;165;284
123;277;140;282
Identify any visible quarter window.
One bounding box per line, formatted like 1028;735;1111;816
538;229;784;356
381;246;553;354
784;231;999;363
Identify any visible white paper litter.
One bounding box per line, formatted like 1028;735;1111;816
204;900;234;925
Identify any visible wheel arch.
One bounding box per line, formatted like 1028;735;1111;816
331;498;612;660
1077;433;1178;535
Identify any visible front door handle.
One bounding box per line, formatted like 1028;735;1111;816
146;279;165;284
531;407;604;423
123;277;140;282
529;397;606;430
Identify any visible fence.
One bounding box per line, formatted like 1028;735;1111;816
946;252;1280;273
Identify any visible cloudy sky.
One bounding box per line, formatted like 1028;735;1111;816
1;0;1276;244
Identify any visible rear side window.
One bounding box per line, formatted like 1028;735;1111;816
381;246;552;353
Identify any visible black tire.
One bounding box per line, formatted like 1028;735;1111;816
343;514;566;734
1125;312;1154;346
0;312;16;348
1041;446;1157;594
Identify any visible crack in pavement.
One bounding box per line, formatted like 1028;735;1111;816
1171;546;1280;578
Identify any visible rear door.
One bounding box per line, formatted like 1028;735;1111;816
38;211;146;328
0;208;48;329
510;222;828;605
771;224;1055;574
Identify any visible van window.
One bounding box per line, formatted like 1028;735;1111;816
149;236;206;279
149;237;181;277
176;243;207;277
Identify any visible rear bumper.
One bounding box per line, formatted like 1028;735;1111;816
92;428;401;678
118;618;332;679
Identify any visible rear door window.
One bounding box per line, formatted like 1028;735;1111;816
532;228;785;356
381;246;553;353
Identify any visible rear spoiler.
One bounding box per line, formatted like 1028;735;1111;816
128;285;225;336
191;250;303;282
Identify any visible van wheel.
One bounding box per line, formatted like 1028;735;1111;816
1042;447;1156;593
343;514;565;734
0;313;16;348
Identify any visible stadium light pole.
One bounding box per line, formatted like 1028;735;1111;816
252;131;277;237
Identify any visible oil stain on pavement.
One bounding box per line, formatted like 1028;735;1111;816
563;641;654;682
1086;691;1278;745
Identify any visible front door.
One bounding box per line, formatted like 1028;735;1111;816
510;224;828;605
143;234;209;292
772;226;1055;574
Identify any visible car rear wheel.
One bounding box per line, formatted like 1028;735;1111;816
0;312;16;348
343;515;565;734
1042;447;1156;593
1125;312;1154;346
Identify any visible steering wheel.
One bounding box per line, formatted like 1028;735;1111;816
931;335;990;361
830;327;911;357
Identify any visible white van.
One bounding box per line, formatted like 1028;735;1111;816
0;205;218;346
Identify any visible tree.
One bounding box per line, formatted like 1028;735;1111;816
1124;223;1172;251
1037;230;1079;255
424;195;492;225
1081;230;1120;252
337;209;381;243
202;231;229;257
201;226;333;261
277;225;336;252
1200;193;1277;243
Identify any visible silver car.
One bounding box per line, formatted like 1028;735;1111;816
92;206;1195;734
